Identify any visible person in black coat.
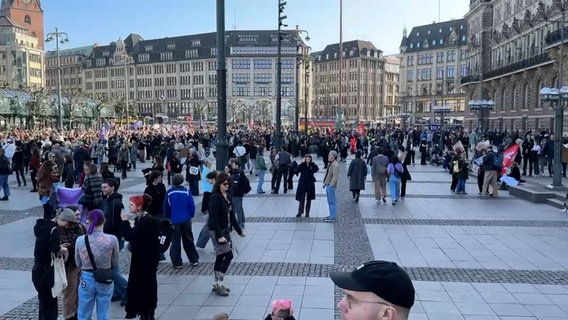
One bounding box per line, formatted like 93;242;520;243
294;155;319;217
120;194;160;320
208;172;245;296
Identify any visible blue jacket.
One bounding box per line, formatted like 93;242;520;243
163;186;195;223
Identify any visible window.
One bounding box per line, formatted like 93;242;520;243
95;58;105;67
211;48;218;56
440;39;444;45
180;75;191;85
154;65;164;74
166;77;177;86
208;74;217;84
144;45;153;51
192;39;201;46
446;65;455;78
166;64;176;73
281;73;294;83
167;43;176;50
282;60;295;69
180;63;190;72
208;61;217;70
407;70;414;81
160;52;172;61
254;59;272;69
232;59;251;69
437;67;444;79
254;86;272;96
193;75;204;84
254;73;272;83
185;49;198;58
232;73;250;83
192;61;204;71
460;64;467;76
138;53;149;63
24;15;31;24
432;40;436;45
232;86;250;96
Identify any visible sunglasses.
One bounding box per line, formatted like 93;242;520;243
222;182;229;186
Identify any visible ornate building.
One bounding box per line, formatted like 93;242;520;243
383;55;401;117
82;30;310;124
399;19;468;127
312;40;385;124
0;0;43;88
45;46;92;92
461;0;567;133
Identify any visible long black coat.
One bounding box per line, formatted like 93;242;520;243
295;161;319;201
122;213;160;316
348;158;367;191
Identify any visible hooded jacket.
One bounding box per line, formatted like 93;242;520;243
33;219;61;269
102;192;124;238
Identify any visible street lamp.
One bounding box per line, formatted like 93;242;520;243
432;105;451;148
116;52;135;127
293;25;310;132
45;27;69;131
276;0;288;148
539;86;568;189
468;99;495;134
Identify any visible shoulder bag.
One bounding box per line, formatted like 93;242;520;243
85;235;114;284
50;227;68;297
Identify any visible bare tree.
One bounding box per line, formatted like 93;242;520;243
63;88;84;129
18;86;50;129
253;100;273;125
227;99;245;122
192;98;209;127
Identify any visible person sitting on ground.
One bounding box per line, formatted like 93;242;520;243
264;300;296;320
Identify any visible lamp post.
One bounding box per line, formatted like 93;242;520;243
468;99;495;134
117;52;135;127
293;25;310;132
276;0;288;148
45;27;69;131
215;0;229;171
400;113;410;131
539;86;568;189
433;105;451;148
522;114;528;132
304;60;310;135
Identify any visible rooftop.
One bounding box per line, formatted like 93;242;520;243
400;19;467;53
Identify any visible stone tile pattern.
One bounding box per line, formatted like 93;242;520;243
363;218;568;227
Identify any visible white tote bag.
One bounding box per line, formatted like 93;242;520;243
51;253;68;298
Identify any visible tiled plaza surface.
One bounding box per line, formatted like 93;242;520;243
0;151;567;319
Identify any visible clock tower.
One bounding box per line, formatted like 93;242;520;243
1;0;44;49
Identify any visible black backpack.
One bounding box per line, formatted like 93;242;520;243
155;216;174;253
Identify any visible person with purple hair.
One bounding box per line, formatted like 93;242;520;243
74;209;119;320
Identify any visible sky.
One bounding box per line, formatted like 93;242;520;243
43;0;469;55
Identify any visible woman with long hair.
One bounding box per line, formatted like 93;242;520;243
120;194;160;320
208;172;245;296
74;209;119;320
37;160;61;219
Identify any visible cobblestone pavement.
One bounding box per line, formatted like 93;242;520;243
2;154;568;319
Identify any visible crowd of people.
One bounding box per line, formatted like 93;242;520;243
0;122;556;320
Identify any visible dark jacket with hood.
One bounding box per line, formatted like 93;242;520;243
102;192;125;239
33;219;61;269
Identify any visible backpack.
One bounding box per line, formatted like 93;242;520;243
155;216;174;253
493;153;503;171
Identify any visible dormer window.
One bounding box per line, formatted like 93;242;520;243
428;30;431;35
145;45;153;51
192;39;201;46
167;43;175;49
416;32;420;36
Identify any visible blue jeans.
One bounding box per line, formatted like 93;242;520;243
0;174;10;197
456;179;466;193
388;175;400;201
196;217;210;248
112;267;128;300
257;170;265;192
325;185;337;219
77;270;114;320
232;197;245;228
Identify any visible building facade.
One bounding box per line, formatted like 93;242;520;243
383;55;400;117
461;0;565;133
399;19;468;127
82;30;310;124
312;40;385;124
0;0;43;49
0;15;43;88
45;45;92;92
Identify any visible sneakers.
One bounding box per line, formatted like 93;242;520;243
561;208;567;213
212;284;229;296
0;196;8;201
324;217;336;222
191;262;199;267
172;264;183;269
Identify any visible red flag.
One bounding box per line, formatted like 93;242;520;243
501;144;519;175
357;122;365;136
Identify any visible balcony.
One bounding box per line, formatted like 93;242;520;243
460;74;480;85
483;52;551;80
545;26;568;46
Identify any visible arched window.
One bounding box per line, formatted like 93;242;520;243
524;83;530;110
24;15;31;24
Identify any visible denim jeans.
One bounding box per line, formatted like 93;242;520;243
112;267;128;300
196;217;210;248
170;220;199;266
456;179;466;193
388;175;400;202
77;270;114;320
325;185;337;219
232;197;245;228
0;174;10;197
257;170;265;192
